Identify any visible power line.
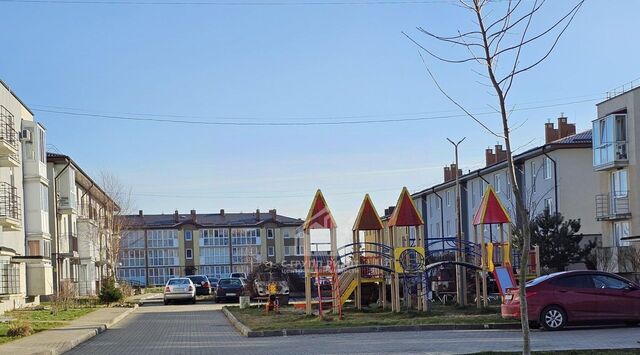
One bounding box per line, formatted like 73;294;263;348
34;97;602;127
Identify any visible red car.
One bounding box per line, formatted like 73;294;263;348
502;270;640;330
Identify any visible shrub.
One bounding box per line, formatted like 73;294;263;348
99;279;124;304
7;318;33;337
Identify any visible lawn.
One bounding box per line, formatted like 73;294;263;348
0;307;97;344
228;304;517;331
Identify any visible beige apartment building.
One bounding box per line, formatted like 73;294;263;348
593;86;640;278
119;209;304;286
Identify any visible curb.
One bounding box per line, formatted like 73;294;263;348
38;304;138;355
222;308;520;338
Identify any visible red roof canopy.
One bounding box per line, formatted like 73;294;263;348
303;189;337;230
388;187;424;227
472;185;512;226
353;194;383;231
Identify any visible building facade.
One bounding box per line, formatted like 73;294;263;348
593;86;640;277
118;209;304;286
0;80;52;312
47;153;119;296
413;117;600;257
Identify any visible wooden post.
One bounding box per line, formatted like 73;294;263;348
304;229;312;315
481;226;488;308
330;227;338;314
473;226;480;309
355;230;362;310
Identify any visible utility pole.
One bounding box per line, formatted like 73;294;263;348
447;137;466;306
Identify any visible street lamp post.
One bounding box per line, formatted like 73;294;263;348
447;137;466;307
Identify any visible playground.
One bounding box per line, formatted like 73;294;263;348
233;186;540;329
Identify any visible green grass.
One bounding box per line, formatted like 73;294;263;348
228;304;517;331
0;307;97;344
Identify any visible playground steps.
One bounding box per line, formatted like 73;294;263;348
338;271;357;305
340;280;357;305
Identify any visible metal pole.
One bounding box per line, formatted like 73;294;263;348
447;137;466;307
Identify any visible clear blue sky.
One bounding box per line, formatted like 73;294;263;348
1;0;638;244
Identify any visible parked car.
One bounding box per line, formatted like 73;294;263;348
230;272;247;279
215;278;245;303
186;275;213;296
164;278;196;305
209;277;219;289
502;270;640;330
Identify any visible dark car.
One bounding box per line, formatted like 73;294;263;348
502;270;640;330
186;275;213;296
215;278;245;303
209;277;219;289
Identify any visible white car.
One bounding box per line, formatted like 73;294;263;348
163;278;196;305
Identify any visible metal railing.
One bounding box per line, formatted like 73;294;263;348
0;106;18;152
596;193;631;220
606;77;640;99
0;182;21;221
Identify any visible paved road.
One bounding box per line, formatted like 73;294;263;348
68;297;640;355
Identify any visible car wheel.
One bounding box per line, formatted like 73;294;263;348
214;297;219;303
540;306;567;331
164;299;169;305
191;297;196;304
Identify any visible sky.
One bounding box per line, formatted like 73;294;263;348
1;0;639;245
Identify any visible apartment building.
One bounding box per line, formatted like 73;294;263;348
47;153;119;296
0;80;52;312
118;209;304;286
593;86;640;277
412;117;600;253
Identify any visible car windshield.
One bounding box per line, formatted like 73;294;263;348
168;279;190;285
188;276;206;283
219;279;242;287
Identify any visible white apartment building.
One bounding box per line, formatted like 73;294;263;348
47;153;119;296
0;80;52;312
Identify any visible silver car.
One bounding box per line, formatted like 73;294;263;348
163;278;196;305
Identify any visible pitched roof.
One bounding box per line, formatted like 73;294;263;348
122;211;303;229
353;194;383;231
303;189;337;230
472;185;511;225
388;187;424;227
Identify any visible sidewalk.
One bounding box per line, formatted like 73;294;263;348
0;306;137;355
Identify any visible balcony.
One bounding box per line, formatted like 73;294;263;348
596;193;631;221
0;107;18;157
0;182;21;230
593;141;628;171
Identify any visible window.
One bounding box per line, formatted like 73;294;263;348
200;229;229;246
544;198;554;213
446;190;451;206
0;261;21;295
283;230;290;239
120;249;146;267
435;222;440;237
611;169;628;197
445;221;451;237
231;229;260;245
268;246;275;257
614;221;630;247
267;229;274;239
121;230;145;249
186;248;193;259
185;230;192;241
551;275;593;288
147;230;178;248
38;126;46;164
429;197;434;217
543;157;552;180
592;275;628;289
147;249;179;266
40;184;48;212
593;114;627;166
530;162;536;192
199;247;229;265
494;174;502;193
284;246;291;256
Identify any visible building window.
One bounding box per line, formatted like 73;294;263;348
186;249;193;259
267;229;274;239
147;249;179;266
543;157;552;180
429;197;434;217
284;246;291;256
40;184;48;212
200;229;229;246
435;222;440;237
147;230;178;248
446;190;452;206
593;114;627;166
283;230;290;239
185;230;192;241
530;162;537;193
445;221;451;237
494;173;502;193
614;221;630;247
544;198;554;213
199;247;229;265
268;246;275;257
231;228;260;245
0;262;20;295
611;169;628;197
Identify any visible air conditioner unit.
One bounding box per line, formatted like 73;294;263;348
20;129;32;142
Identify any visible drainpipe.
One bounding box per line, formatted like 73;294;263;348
53;160;71;295
432;188;445;250
542;146;559;215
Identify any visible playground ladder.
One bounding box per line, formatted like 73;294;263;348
338;270;358;305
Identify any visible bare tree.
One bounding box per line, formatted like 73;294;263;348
99;171;134;281
404;1;584;353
